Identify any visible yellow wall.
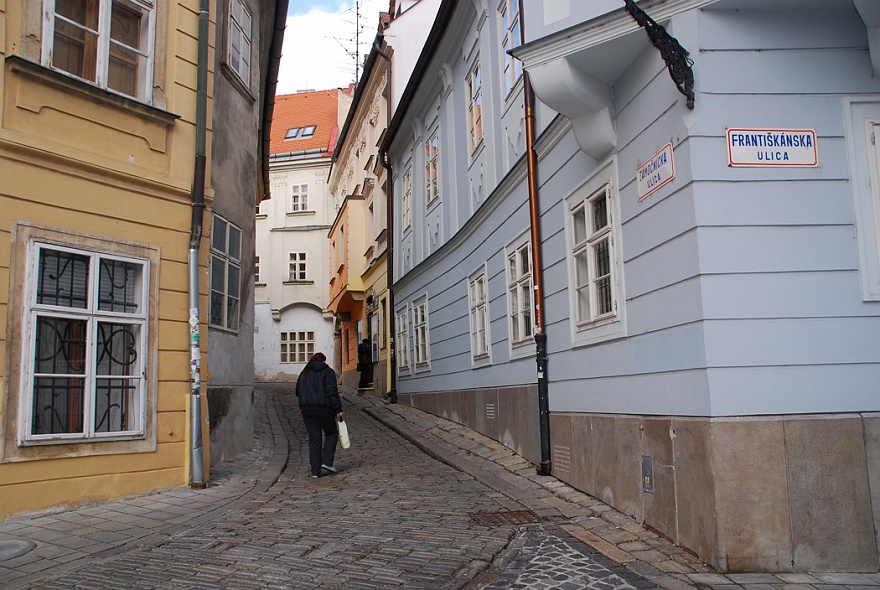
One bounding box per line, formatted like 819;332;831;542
0;0;214;519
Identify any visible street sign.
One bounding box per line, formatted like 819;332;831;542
726;128;818;167
637;143;675;201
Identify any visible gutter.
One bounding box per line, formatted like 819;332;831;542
188;0;210;488
260;0;292;201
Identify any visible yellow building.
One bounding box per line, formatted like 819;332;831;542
0;0;281;518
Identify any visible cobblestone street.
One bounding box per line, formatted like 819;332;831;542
1;386;878;590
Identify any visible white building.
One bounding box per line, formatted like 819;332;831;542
255;89;353;381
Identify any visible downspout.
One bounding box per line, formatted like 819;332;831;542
519;0;551;476
188;0;210;488
375;39;397;404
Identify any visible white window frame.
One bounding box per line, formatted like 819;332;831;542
254;255;260;283
499;0;522;96
291;184;309;212
468;268;491;364
288;252;307;281
396;307;410;375
566;159;627;346
41;0;157;103
846;98;880;300
412;296;430;369
402;167;413;230
280;331;315;364
228;0;252;84
506;240;534;350
19;242;149;444
425;132;439;204
467;61;484;154
210;215;241;332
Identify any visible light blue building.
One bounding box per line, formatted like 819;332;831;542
382;0;880;572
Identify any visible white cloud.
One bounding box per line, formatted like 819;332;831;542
277;0;388;94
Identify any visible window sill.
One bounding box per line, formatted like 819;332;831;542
287;210;315;217
284;280;315;285
7;55;179;127
219;62;256;104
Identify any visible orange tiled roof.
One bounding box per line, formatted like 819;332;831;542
270;90;340;157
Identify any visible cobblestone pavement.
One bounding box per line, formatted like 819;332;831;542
1;385;879;590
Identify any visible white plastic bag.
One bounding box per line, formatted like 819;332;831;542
338;418;351;449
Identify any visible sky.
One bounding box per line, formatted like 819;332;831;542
278;0;390;94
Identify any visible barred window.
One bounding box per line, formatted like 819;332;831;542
507;243;533;346
468;272;489;359
22;243;148;442
572;184;615;324
413;298;430;367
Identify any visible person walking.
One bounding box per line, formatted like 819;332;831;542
295;352;343;478
357;338;372;389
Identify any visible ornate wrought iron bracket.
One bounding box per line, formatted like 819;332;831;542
624;0;695;109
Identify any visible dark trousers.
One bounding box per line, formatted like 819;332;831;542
358;364;373;388
301;407;338;476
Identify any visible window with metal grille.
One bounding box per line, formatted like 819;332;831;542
22;242;148;443
572;183;616;325
468;271;489;360
413;298;430;367
507;243;533;346
396;308;410;373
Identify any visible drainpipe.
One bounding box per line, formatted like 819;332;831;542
188;0;210;489
519;0;551;476
375;40;397;404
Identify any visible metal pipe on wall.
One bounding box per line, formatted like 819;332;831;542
518;0;551;476
188;0;210;489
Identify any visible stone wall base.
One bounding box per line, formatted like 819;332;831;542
399;388;880;573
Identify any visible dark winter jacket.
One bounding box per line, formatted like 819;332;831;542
295;360;342;413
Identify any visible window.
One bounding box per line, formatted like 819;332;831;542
500;0;522;95
288;252;307;281
254;255;260;283
468;271;490;360
402;168;412;230
280;331;314;363
21;243;148;443
425;132;439;203
285;125;316;140
42;0;157;102
567;161;626;344
228;0;251;84
467;63;483;153
396;308;410;373
572;184;616;324
413;297;430;367
210;216;241;331
291;184;309;211
507;242;533;346
847;99;880;300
